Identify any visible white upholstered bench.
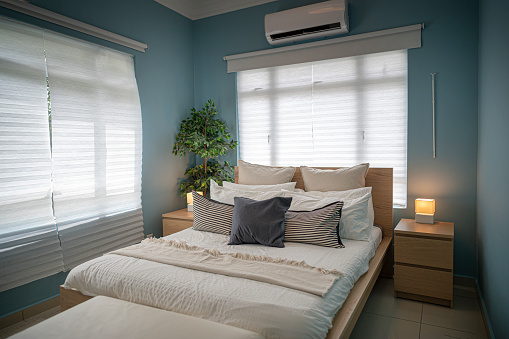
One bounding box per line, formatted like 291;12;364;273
11;296;264;339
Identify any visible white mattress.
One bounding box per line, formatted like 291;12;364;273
64;227;382;339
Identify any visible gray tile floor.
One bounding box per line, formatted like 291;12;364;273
1;278;489;339
0;307;60;339
351;278;489;339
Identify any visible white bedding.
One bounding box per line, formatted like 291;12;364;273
63;227;382;339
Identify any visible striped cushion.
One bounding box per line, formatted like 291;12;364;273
192;192;233;235
284;201;345;248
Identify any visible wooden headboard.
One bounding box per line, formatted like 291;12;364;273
234;167;393;239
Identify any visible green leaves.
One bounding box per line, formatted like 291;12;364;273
172;99;238;159
177;160;235;196
173;100;238;196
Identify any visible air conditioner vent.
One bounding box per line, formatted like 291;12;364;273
270;23;341;41
265;0;348;45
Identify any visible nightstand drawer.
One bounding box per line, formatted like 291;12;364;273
163;219;192;236
395;264;453;301
162;209;193;237
395;235;453;269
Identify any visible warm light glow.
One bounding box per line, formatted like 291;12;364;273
187;191;203;205
415;198;435;214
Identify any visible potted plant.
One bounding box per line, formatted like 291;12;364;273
173;99;238;196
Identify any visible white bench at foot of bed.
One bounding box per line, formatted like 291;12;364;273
11;296;264;339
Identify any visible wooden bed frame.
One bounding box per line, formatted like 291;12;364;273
60;167;393;339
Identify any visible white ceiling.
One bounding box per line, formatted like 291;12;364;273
154;0;278;20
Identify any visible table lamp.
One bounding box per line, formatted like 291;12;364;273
415;198;435;224
186;191;203;212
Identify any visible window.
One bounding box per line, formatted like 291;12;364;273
237;50;407;207
44;33;144;270
0;18;143;291
0;20;63;292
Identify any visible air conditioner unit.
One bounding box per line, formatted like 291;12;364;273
265;0;349;45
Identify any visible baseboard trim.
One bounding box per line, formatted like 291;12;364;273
0;296;60;330
453;275;494;339
475;279;495;339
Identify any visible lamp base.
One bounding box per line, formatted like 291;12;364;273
415;213;434;224
187;204;193;212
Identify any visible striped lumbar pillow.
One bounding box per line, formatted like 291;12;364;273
192;191;233;235
284;201;345;248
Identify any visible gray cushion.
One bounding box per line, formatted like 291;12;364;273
229;196;292;248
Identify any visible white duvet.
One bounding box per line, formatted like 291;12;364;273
63;227;382;339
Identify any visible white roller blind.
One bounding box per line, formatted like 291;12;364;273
238;50;407;207
44;32;144;270
0;20;64;292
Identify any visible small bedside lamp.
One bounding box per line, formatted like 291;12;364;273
415;198;435;224
186;191;203;212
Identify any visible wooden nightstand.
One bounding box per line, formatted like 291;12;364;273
394;218;454;307
162;209;193;236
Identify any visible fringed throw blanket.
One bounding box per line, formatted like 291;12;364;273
108;238;343;297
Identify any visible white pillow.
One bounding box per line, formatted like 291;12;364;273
222;181;296;192
210;180;284;205
238;160;296;185
280;191;339;211
300;163;369;192
302;187;374;229
338;193;372;241
282;188;373;241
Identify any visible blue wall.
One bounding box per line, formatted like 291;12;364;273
193;0;479;277
0;0;486;323
0;0;194;317
477;0;509;337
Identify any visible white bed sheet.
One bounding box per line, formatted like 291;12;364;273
63;227;382;339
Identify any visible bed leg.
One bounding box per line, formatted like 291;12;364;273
380;241;394;278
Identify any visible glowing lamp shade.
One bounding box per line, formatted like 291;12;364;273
415;198;435;224
187;192;203;212
415;199;435;214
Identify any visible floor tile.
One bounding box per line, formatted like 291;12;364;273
0;320;34;339
350;312;420;339
31;306;60;320
364;278;423;322
420;324;487;339
22;297;59;319
0;307;60;339
422;295;486;335
454;285;478;299
0;311;23;330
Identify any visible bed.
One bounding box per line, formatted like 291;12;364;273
60;167;393;339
